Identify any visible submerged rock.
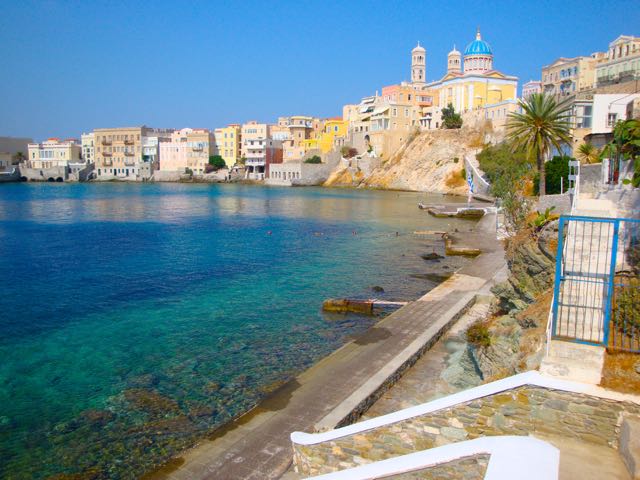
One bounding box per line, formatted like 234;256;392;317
410;272;452;283
322;299;374;315
80;409;115;427
371;285;385;293
421;252;444;261
123;388;181;416
204;382;221;393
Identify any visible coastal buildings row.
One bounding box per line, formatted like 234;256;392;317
525;34;640;154
342;28;520;158
10;31;638;182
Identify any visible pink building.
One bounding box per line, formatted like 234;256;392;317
159;128;214;174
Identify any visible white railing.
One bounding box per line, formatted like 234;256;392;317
568;159;580;213
302;436;559;480
464;154;491;196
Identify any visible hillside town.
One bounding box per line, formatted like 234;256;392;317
1;30;638;189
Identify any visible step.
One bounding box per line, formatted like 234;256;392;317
620;416;640;480
536;434;632;480
540;341;605;384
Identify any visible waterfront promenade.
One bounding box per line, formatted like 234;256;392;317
156;214;505;480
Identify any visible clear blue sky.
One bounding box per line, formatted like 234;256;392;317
1;0;638;141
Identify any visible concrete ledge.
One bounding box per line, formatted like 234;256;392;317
303;436;559;480
314;274;485;432
292;371;640;446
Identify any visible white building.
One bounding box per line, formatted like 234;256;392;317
81;132;94;164
596;35;640;87
27;138;82;169
241;122;283;180
522;80;542;99
591;93;640;134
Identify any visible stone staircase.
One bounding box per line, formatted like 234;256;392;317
543;196;615;384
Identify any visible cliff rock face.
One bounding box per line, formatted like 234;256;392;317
324;125;496;193
491;222;558;313
470;222;559;381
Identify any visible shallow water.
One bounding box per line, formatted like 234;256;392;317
0;183;473;478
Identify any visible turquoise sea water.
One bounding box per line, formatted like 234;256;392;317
0;183;472;479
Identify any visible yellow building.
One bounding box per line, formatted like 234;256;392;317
302;118;348;154
214;124;241;168
427;29;518;116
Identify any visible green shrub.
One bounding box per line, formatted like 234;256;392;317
613;276;640;338
442;103;462;129
208;155;227;170
304;155;321;164
529;206;557;229
467;321;491;347
460;167;466;179
533;155;570;195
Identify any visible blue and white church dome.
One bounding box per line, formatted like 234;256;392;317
463;28;494;74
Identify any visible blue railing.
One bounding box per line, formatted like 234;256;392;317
552;215;640;352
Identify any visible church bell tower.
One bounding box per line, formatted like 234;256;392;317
411;43;426;86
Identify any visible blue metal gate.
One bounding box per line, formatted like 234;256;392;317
552;215;640;352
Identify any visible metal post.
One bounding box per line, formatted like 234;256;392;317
603;220;620;346
551;217;566;338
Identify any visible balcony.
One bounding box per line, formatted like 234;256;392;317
192;146;203;152
124;151;135;156
124;159;136;166
245;158;266;165
124;139;134;145
103;159;113;166
101;140;112;146
103;152;112;156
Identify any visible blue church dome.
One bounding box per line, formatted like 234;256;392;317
464;28;492;56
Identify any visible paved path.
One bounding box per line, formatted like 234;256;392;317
152;216;505;480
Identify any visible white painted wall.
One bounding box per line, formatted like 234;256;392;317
592;93;640;134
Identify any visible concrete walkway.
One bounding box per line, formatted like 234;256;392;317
150;216;505;480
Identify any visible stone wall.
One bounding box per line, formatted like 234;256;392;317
386;455;489;479
535;194;571;214
293;385;640;476
20;166;67;182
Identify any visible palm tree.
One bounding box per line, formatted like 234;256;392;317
507;93;573;196
12;151;26;165
576;142;600;164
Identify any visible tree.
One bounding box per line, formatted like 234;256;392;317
603;119;640;187
477;141;534;233
208;155;226;170
441;103;463;129
12;152;26;165
341;146;358;158
576;142;600;164
506;93;572;196
304;155;321;164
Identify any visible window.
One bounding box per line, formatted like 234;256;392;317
607;113;618;127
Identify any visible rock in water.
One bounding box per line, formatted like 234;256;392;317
421;252;444;261
322;299;374;315
371;285;385;293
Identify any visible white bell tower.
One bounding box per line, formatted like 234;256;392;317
411;43;426;86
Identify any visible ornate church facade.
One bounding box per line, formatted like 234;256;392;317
412;29;519;118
